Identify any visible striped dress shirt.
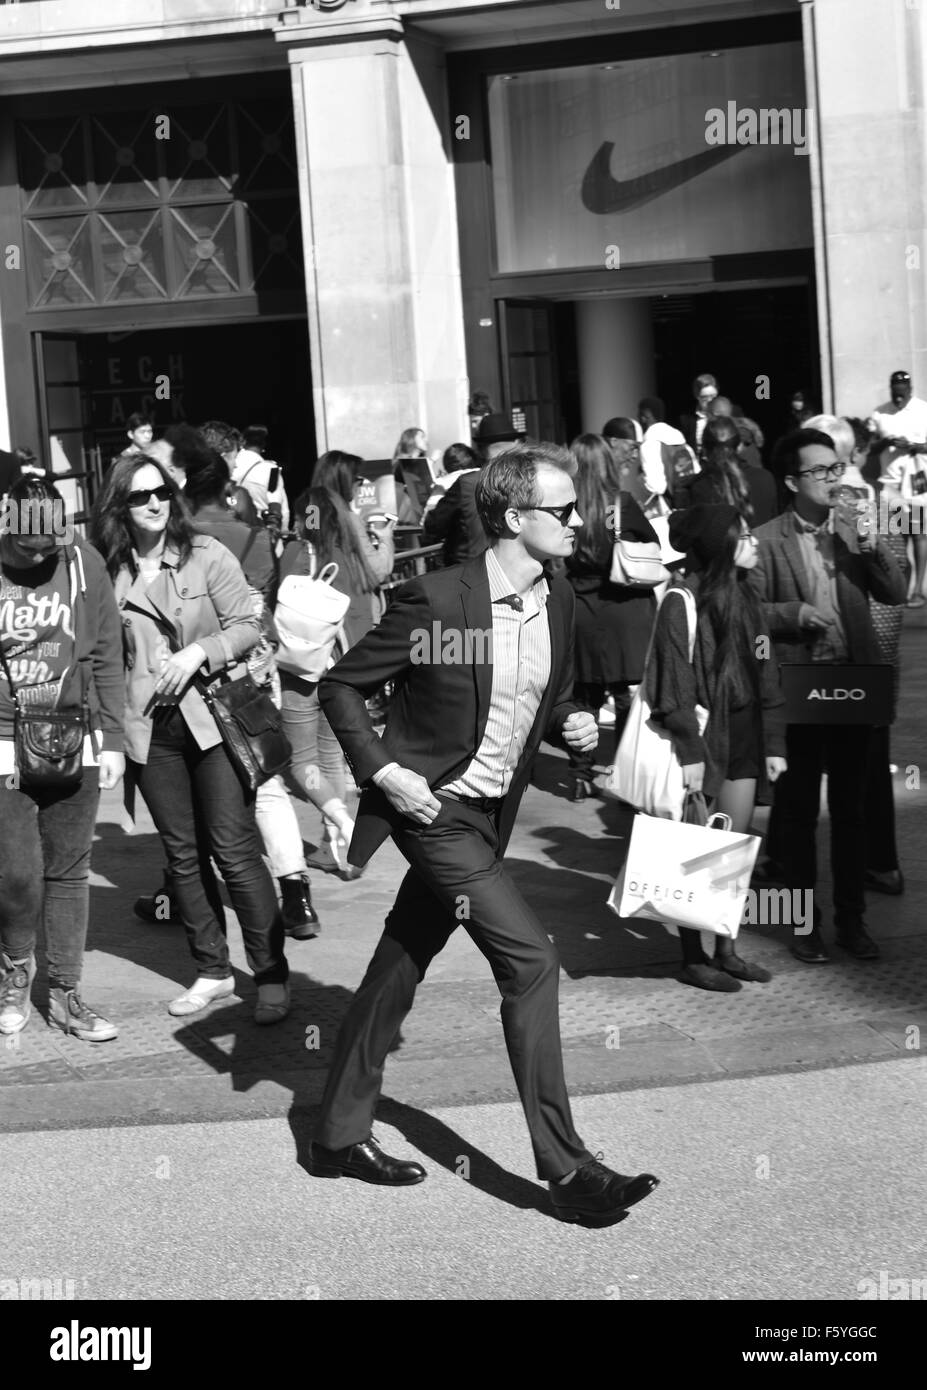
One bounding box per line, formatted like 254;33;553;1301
441;547;551;799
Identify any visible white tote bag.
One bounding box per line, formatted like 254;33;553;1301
607;810;760;940
274;555;351;683
604;586;708;820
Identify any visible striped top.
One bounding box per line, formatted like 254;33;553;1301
441;547;551;799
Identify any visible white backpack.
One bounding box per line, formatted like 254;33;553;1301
274;552;351;683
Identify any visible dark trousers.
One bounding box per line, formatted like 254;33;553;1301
316;794;593;1180
0;768;100;990
864;725;898;873
568;681;632;776
775;723;873;930
132;708;287;986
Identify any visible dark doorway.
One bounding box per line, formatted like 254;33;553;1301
38;319;315;500
650;284;819;450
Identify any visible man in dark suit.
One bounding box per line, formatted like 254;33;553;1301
311;443;659;1227
679;372;719;450
751;429;906;964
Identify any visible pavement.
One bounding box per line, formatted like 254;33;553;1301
3;613;926;1133
4;1059;926;1301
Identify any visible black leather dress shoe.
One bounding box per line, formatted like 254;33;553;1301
835;924;880;960
790;928;830;963
864;869;904;896
549;1158;659;1228
309;1136;426;1185
280;875;321;940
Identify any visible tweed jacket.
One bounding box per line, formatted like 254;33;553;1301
113;534;261;763
749;508;906;667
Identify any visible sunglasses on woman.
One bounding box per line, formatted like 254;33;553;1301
127;485;172;509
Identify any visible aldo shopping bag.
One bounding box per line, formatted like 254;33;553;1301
605;585;707;820
607;807;760;940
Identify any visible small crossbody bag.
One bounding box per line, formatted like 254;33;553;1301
0;637;88;790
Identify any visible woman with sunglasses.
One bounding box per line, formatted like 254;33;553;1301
91;457;290;1023
646;504;787;991
565;432;660;800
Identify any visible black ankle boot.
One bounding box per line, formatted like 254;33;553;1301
279;875;321;939
133;872;178;924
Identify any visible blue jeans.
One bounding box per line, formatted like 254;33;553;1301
0;765;100;990
279;674;346;811
132;708;287;985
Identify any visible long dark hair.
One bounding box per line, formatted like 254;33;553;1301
392;427;425;462
91;455;194;580
567;433;615;570
700;417;752;519
293;485;378;593
312;451;363;506
687;514;765;701
184;449;231;512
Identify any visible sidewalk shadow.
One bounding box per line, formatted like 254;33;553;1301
88;821;194;986
171;977;552;1218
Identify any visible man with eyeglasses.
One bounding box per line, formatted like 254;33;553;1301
750;429;906;965
870;370;927;607
308;443;660;1226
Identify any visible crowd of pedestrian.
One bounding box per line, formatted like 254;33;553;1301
0;369;918;1045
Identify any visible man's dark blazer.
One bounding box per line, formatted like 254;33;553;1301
422;471;489;566
678;413;701;450
318;553;581;868
750;508;906;666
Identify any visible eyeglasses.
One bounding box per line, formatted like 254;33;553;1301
519;503;577;525
797;462;846;483
127;485;171;509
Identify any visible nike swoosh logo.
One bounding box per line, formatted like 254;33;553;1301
581;140;748;215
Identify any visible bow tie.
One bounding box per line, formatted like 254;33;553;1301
495;593;524;613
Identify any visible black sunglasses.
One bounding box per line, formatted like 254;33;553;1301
519;503;576;525
127;485;171;509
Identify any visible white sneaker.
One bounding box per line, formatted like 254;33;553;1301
168;976;235;1017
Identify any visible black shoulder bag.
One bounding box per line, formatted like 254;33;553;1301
0;629;88;792
157;597;290;796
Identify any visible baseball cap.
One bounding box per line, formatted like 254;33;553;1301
890;370;911;384
477;412;524;445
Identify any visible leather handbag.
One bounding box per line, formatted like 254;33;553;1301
0;641;86;791
198;671;292;793
609;493;670;588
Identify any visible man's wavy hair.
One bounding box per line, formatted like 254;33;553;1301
91;455;195;580
475;443;576;539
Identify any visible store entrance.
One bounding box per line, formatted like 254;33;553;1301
498;283;818;449
36;318;315;508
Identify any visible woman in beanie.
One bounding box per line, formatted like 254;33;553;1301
647;504;787;991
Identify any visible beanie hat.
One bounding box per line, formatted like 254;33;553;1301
668;503;740;566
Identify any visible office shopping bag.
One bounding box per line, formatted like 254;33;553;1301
607;801;759;939
604;585;707;819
